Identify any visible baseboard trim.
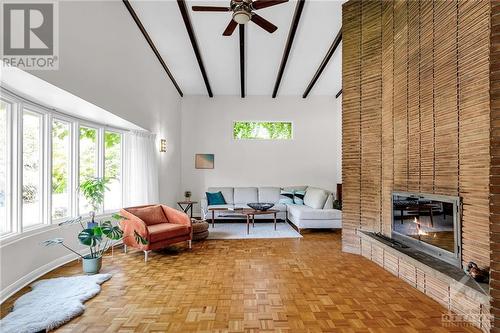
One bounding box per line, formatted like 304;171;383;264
0;242;122;304
0;252;81;304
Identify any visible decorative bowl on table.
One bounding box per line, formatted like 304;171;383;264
247;203;274;211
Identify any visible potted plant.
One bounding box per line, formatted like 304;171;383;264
43;215;147;274
79;177;108;228
42;177;147;274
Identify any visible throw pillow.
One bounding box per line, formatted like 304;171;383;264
323;193;334;209
294;190;306;205
127;205;167;225
206;191;226;206
279;189;294;204
303;187;328;209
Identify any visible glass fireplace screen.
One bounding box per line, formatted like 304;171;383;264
392;193;458;254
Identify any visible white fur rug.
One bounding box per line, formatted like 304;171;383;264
0;273;111;333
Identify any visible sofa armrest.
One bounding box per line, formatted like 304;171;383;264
119;209;149;246
161;205;192;227
200;198;208;220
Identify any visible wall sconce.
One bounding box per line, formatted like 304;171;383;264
160;139;167;152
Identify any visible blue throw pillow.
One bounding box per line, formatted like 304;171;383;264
294;190;306;205
206;191;226;206
279;189;294;204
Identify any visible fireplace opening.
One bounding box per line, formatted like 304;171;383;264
392;192;461;267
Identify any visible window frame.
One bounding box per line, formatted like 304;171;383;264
50;117;74;223
232;120;294;141
20;106;48;231
0;88;125;242
103;129;124;214
78;124;101;216
0;96;14;237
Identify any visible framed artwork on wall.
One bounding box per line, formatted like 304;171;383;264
195;154;214;169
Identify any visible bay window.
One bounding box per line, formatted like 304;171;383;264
104;131;122;211
79;126;98;215
22;110;44;228
51;119;71;220
0;88;124;240
0;100;10;235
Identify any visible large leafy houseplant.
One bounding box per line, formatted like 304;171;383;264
79;177;108;224
42;177;147;274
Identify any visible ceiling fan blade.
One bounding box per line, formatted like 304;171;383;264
251;14;278;33
252;0;289;10
192;6;231;12
223;20;238;36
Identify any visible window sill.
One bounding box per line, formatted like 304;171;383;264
0;211;119;247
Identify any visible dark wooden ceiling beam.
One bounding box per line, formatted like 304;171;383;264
302;28;342;98
239;24;245;98
272;0;305;98
177;0;213;97
335;89;342;99
122;0;183;97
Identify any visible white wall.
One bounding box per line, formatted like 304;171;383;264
180;96;342;215
1;1;181;300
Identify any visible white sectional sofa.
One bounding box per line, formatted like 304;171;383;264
200;186;342;232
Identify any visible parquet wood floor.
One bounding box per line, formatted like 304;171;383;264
1;230;479;332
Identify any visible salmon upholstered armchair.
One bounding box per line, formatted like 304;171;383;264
119;204;192;262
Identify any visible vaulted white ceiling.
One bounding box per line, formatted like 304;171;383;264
129;0;343;97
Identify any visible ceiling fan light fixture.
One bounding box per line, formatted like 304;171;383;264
233;11;251;24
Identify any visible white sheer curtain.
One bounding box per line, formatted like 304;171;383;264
123;131;159;206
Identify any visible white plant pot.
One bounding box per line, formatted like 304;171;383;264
82;255;102;275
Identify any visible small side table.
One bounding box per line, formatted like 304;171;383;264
177;201;198;218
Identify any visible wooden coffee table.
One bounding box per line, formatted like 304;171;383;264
242;209;279;234
208;207;279;234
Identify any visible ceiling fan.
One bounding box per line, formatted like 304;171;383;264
192;0;289;36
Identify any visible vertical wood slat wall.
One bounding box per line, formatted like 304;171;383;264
490;1;500;331
341;1;362;254
341;0;490;273
380;0;393;236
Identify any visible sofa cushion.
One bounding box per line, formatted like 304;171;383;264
147;223;190;243
304;187;328;209
288;205;341;220
206;191;226;205
283;185;308;192
258;187;281;203
279;189;295;204
234;203;286;212
207;204;233;210
234;187;258;203
207;187;234;204
273;203;287;212
127;205;167;226
294;190;306;205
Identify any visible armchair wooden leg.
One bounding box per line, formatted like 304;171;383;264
124;245;127;254
144;250;150;262
188;240;192;249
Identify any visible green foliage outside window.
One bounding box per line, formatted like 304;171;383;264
233;121;292;140
51;126;121;198
104;131;121;187
52;121;69;195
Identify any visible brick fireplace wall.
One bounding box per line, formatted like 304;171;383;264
342;0;494;330
342;0;490;269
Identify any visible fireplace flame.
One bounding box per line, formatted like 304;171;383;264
413;217;428;236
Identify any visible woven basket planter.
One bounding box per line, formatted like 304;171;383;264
191;219;209;241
